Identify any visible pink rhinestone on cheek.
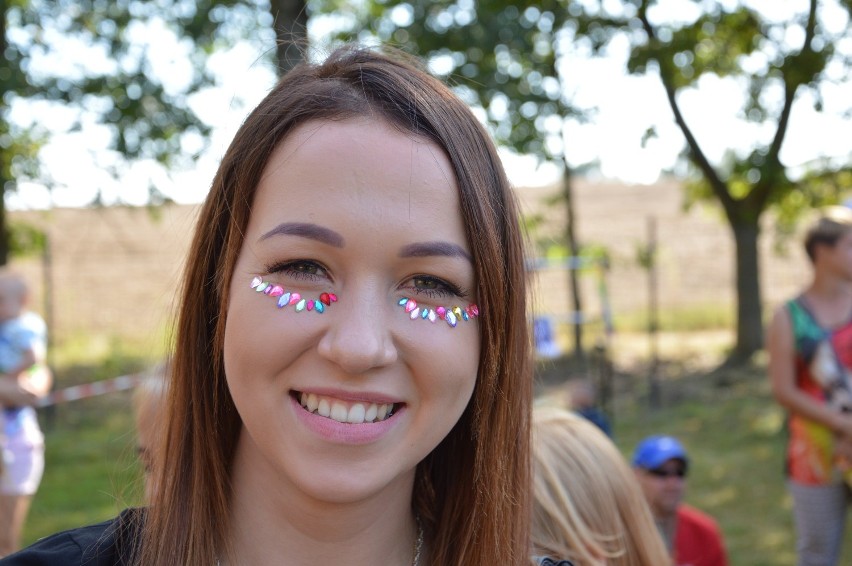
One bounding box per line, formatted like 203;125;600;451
251;277;335;315
397;298;479;328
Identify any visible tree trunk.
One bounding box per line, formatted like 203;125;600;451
563;166;584;358
728;219;763;364
269;0;308;76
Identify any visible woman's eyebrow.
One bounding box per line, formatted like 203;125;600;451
259;222;345;247
398;241;472;263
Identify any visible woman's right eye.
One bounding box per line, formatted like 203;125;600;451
267;260;329;282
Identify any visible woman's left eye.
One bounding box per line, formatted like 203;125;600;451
404;275;465;299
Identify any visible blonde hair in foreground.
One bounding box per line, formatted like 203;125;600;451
532;407;671;566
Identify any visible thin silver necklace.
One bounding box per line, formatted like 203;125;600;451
217;521;424;565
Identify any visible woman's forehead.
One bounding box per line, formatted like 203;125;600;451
246;118;468;244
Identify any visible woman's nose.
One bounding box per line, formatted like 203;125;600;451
316;288;398;375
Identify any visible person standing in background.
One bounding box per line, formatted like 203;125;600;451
632;435;728;566
0;269;51;557
767;206;852;566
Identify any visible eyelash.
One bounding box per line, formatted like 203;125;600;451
406;275;467;299
265;260;328;282
264;263;468;299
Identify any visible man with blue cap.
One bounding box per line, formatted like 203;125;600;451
633;435;728;566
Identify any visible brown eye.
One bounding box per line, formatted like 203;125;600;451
291;262;319;275
268;260;330;282
414;276;439;290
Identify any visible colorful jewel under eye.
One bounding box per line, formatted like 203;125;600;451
397;297;479;328
250;276;337;313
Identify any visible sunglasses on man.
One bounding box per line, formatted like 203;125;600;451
646;467;687;479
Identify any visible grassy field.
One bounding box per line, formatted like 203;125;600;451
19;345;852;565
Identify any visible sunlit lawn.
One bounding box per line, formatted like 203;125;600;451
24;392;144;544
605;365;852;566
21;353;852;565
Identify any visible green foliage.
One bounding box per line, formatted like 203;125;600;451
1;0;276;199
25;392;143;544
615;303;735;332
7;219;46;257
322;0;595;161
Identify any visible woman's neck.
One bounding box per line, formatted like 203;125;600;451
223;436;420;566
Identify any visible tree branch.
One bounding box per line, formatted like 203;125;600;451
752;0;818;211
638;4;736;217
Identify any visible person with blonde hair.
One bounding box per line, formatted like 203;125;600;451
531;407;670;566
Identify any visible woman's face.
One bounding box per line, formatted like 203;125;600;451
224;118;481;505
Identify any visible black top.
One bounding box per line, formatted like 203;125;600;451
0;508;142;566
4;509;575;566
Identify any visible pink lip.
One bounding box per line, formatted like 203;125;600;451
289;395;404;445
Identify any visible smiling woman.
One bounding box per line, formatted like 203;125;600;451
1;46;536;566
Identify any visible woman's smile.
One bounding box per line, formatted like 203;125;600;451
293;390;398;424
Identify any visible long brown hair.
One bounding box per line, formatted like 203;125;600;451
139;45;531;565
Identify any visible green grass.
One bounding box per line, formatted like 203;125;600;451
24;392;144;544
606;366;852;566
20;356;852;565
613;302;736;332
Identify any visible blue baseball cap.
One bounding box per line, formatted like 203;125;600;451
632;435;689;470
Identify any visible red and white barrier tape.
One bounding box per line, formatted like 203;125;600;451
35;374;145;408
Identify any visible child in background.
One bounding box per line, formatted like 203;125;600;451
0;269;50;556
0;271;44;408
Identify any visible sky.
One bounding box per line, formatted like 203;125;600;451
7;0;852;210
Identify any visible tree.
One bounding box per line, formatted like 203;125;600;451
595;0;852;363
1;0;307;265
332;0;852;364
270;0;308;74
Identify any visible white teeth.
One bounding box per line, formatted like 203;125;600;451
297;392;394;424
306;393;318;412
365;403;378;422
330;402;348;422
317;398;331;418
347;404;366;424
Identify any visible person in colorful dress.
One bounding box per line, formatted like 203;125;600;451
767;205;852;566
